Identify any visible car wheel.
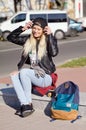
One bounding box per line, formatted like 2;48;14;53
54;30;65;40
2;31;11;41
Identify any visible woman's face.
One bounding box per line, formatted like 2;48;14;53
32;25;43;39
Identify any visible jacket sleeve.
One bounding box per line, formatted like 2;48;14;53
7;26;28;46
47;34;59;57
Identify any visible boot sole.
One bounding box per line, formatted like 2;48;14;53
22;109;35;117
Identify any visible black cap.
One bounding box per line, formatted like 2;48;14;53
32;17;47;29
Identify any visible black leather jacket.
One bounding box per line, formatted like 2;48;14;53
7;26;59;74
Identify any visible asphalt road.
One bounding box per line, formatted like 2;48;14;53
0;32;86;77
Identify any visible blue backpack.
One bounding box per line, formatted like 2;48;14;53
51;81;80;120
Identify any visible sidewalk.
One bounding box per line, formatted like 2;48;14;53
0;67;86;130
0;67;86;92
56;67;86;92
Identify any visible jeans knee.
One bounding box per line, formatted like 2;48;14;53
19;68;28;78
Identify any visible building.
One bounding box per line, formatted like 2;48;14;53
0;0;14;18
0;0;86;19
67;0;86;19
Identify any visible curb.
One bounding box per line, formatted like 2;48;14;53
0;83;86;117
0;83;51;109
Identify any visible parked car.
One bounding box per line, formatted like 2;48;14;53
0;16;7;40
0;10;68;40
1;10;83;41
67;18;84;37
0;16;7;23
69;18;84;32
78;17;86;31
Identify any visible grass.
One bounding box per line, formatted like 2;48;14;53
58;57;86;68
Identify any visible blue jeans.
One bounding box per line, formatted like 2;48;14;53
11;68;52;105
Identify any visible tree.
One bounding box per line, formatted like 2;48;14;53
13;0;22;12
55;0;64;10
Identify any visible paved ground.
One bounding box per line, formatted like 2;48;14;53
0;67;86;130
57;67;86;92
0;104;86;130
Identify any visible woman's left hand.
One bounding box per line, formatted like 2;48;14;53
43;26;52;35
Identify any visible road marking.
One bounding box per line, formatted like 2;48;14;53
0;38;86;52
59;38;86;44
0;47;21;53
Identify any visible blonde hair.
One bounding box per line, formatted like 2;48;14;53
23;33;47;60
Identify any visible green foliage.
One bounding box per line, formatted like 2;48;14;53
58;57;86;68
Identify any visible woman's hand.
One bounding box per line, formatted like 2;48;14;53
22;21;33;31
43;26;52;35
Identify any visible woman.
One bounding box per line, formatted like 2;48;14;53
7;17;59;117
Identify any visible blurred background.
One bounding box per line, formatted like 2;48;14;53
0;0;86;20
1;0;86;40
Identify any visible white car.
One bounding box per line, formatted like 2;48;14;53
0;10;68;40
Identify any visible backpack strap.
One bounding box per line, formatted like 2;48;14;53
71;115;82;123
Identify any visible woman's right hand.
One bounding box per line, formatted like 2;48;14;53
22;21;33;31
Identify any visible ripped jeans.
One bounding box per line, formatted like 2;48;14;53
11;68;52;105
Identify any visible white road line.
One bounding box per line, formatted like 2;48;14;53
0;47;21;53
59;38;86;44
0;38;86;53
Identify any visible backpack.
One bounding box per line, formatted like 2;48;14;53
50;81;80;120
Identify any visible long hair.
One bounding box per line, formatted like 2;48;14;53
23;33;47;60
